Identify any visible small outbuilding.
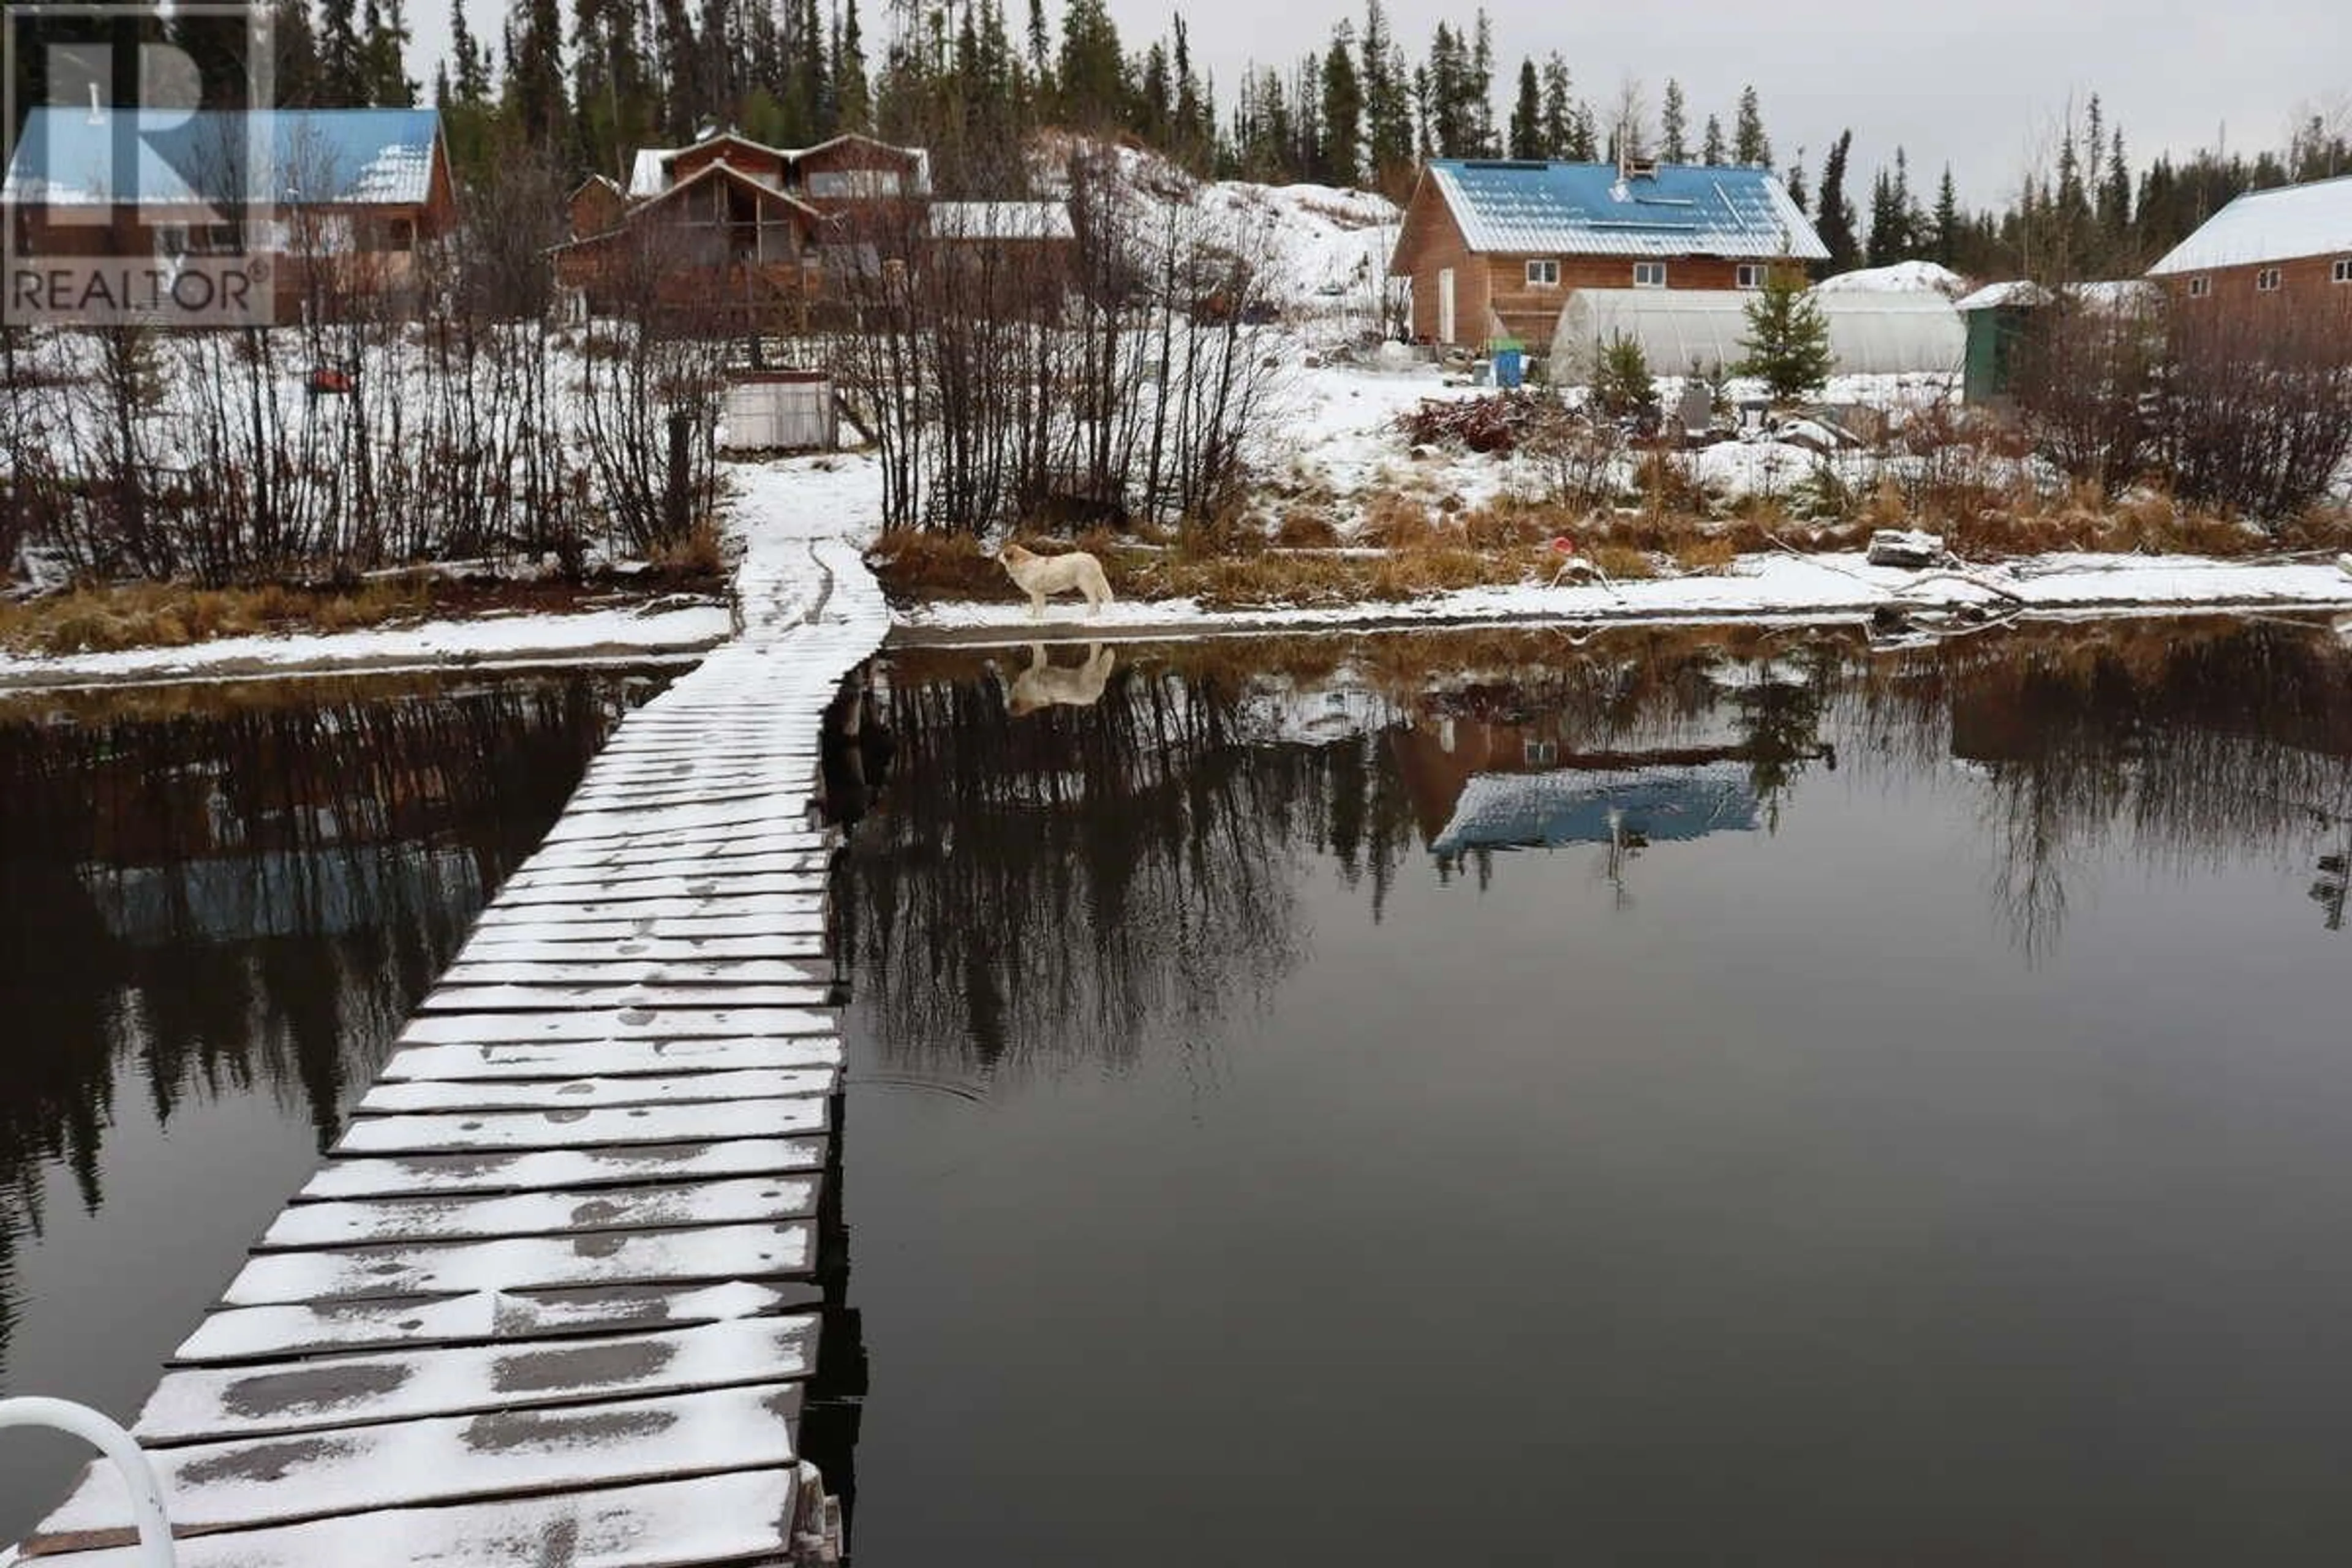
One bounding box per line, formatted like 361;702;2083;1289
1953;281;2052;404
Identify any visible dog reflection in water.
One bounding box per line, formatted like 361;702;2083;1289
1007;644;1117;716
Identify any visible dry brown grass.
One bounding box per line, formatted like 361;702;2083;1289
1670;537;1739;575
1273;508;1340;548
0;578;437;655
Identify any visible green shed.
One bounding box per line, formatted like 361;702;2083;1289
1955;281;2053;404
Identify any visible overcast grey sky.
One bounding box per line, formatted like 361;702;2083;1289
427;0;2350;206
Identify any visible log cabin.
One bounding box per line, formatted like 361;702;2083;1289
2146;174;2352;314
1388;154;1828;349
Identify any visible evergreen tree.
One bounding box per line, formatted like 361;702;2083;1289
1536;52;1571;159
1360;0;1412;179
1812;129;1858;271
1591;331;1656;421
1174;15;1207;159
450;0;490;102
1932;165;1960;267
273;0;323;105
835;0;869;130
1784;151;1807;213
503;0;566;146
1659;77;1687;162
2097;127;2131;249
1466;10;1496;156
1700;111;1724;167
1320;26;1363;185
1507;58;1539;160
1055;0;1123;127
1865;165;1904;265
319;0;365;102
1736;266;1833;401
360;0;416;105
1025;0;1050;96
1732;83;1768;167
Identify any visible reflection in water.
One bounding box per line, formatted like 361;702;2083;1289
1004;644;1116;717
835;616;2352;1566
0;672;660;1462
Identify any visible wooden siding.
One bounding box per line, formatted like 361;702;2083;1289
1389;174;1800;347
2163;254;2352;311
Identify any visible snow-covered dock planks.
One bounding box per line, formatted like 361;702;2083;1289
12;515;888;1566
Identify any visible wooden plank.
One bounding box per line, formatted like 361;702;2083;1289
456;914;826;944
356;1069;835;1114
27;1384;802;1545
436;957;832;988
134;1317;820;1445
541;802;799;845
336;1098;826;1155
500;853;827;891
176;1281;809;1365
472;894;824;927
298;1139;829;1201
421;983;834;1014
377;1038;841;1083
220;1222;814;1306
454;933;832;963
398;1008;838;1044
9;1471;802;1568
260;1177;819;1249
483;874;825;908
519;831;828;869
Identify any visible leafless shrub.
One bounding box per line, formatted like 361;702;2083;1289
2013;297;2164;497
2158;296;2352;522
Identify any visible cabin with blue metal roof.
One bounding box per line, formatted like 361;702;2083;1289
2;107;453;320
1387;155;1829;350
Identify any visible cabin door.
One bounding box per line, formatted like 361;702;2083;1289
1438;268;1456;344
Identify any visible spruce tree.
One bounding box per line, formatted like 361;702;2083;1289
1812;130;1859;271
1507;58;1539;160
1320;24;1362;185
1700;111;1724;167
1736;267;1833;401
318;0;364;103
1865;165;1908;266
1784;153;1807;214
835;0;869;130
1055;0;1123;127
1467;12;1496;156
1360;0;1412;179
1537;52;1571;159
1659;78;1687;162
273;0;322;105
1932;165;1960;267
1732;83;1768;167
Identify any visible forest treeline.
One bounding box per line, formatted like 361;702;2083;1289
218;0;2352;281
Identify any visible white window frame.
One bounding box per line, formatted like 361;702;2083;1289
2187;275;2211;298
2255;266;2282;293
1633;261;1667;288
2334;258;2352;284
1525;258;1559;287
1735;262;1767;290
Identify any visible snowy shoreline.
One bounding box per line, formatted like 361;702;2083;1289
891;550;2352;648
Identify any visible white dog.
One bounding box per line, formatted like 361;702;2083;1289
995;541;1115;620
1007;644;1118;716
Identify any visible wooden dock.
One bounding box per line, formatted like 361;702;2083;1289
7;535;890;1567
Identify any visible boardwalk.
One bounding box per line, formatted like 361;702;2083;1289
6;521;889;1567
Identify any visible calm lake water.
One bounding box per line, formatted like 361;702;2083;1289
831;618;2352;1566
0;668;669;1539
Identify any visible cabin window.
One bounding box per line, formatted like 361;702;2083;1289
2334;258;2352;284
1525;258;1559;287
1735;262;1767;289
1633;261;1667;288
2256;266;2282;293
2187;275;2211;298
807;168;902;199
1523;739;1557;767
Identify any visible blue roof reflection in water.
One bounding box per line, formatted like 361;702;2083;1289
1432;762;1760;856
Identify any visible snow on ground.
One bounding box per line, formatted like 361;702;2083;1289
897;552;2352;645
0;598;729;692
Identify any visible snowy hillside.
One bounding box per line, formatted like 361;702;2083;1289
1030;132;1401;311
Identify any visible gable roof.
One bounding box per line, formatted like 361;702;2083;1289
2;108;441;208
1418;159;1828;261
626;131;932;199
2147;175;2352;274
